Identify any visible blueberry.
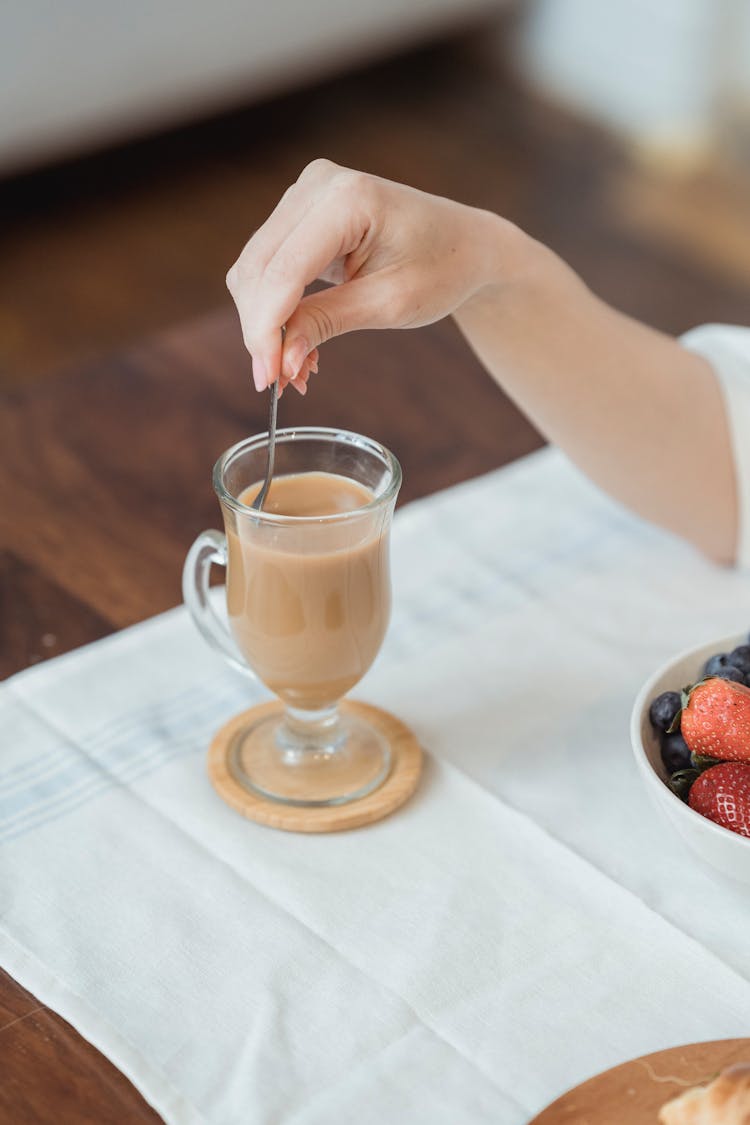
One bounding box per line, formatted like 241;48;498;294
649;691;681;732
704;652;730;677
660;731;692;773
727;644;750;677
711;665;745;684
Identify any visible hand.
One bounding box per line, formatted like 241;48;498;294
225;158;513;394
227;161;738;564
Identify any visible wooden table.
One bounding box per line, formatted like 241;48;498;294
0;310;542;1122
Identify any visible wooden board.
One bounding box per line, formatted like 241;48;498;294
209;700;422;832
531;1039;750;1124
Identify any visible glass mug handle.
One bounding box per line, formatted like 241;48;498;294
182;530;249;675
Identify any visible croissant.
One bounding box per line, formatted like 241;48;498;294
659;1064;750;1124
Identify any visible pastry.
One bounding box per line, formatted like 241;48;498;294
659;1064;750;1124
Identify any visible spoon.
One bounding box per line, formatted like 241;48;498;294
250;329;283;512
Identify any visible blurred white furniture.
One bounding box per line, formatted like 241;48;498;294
517;0;750;164
0;0;503;174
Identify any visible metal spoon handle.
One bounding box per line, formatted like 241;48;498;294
250;329;283;512
264;375;279;480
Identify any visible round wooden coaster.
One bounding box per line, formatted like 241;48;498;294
208;699;422;833
530;1039;750;1124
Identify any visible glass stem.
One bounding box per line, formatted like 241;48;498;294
276;703;346;758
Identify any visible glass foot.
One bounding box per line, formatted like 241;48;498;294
228;707;392;807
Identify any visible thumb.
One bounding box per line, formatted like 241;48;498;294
280;275;397;379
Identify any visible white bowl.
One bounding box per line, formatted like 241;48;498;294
630;631;750;884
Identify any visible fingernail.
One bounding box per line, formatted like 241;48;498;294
292;376;308;396
284;336;309;380
310;359;319;374
252;356;267;391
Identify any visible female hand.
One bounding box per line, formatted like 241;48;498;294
225;158;515;394
226;158;737;563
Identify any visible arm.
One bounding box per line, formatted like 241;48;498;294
454;235;736;564
226;159;737;564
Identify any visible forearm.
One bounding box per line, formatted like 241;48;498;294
454;218;737;564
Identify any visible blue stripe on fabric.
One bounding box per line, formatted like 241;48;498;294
1;681;236;804
0;680;249;844
0;683;213;793
0;736;202;846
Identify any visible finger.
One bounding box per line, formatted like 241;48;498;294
234;184;373;379
274;356;306;392
299;348;319;377
251;355;267;393
227;168;345;390
280;273;402;379
276;352;313;396
226;159;340;291
290;357;315;394
256;325;284;390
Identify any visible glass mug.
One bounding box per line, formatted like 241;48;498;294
183;427;402;807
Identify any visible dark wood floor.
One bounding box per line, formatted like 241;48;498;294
2;29;749;389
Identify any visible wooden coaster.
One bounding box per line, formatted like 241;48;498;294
208;699;422;833
530;1038;750;1124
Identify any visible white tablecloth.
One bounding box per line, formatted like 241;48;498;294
2;448;749;1124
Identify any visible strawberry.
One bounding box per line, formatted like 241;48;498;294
679;678;750;762
688;761;750;838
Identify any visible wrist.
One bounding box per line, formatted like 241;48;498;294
455;210;580;324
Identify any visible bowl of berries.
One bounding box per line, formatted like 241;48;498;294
631;632;750;883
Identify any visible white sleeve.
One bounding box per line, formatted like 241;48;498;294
680;324;750;569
